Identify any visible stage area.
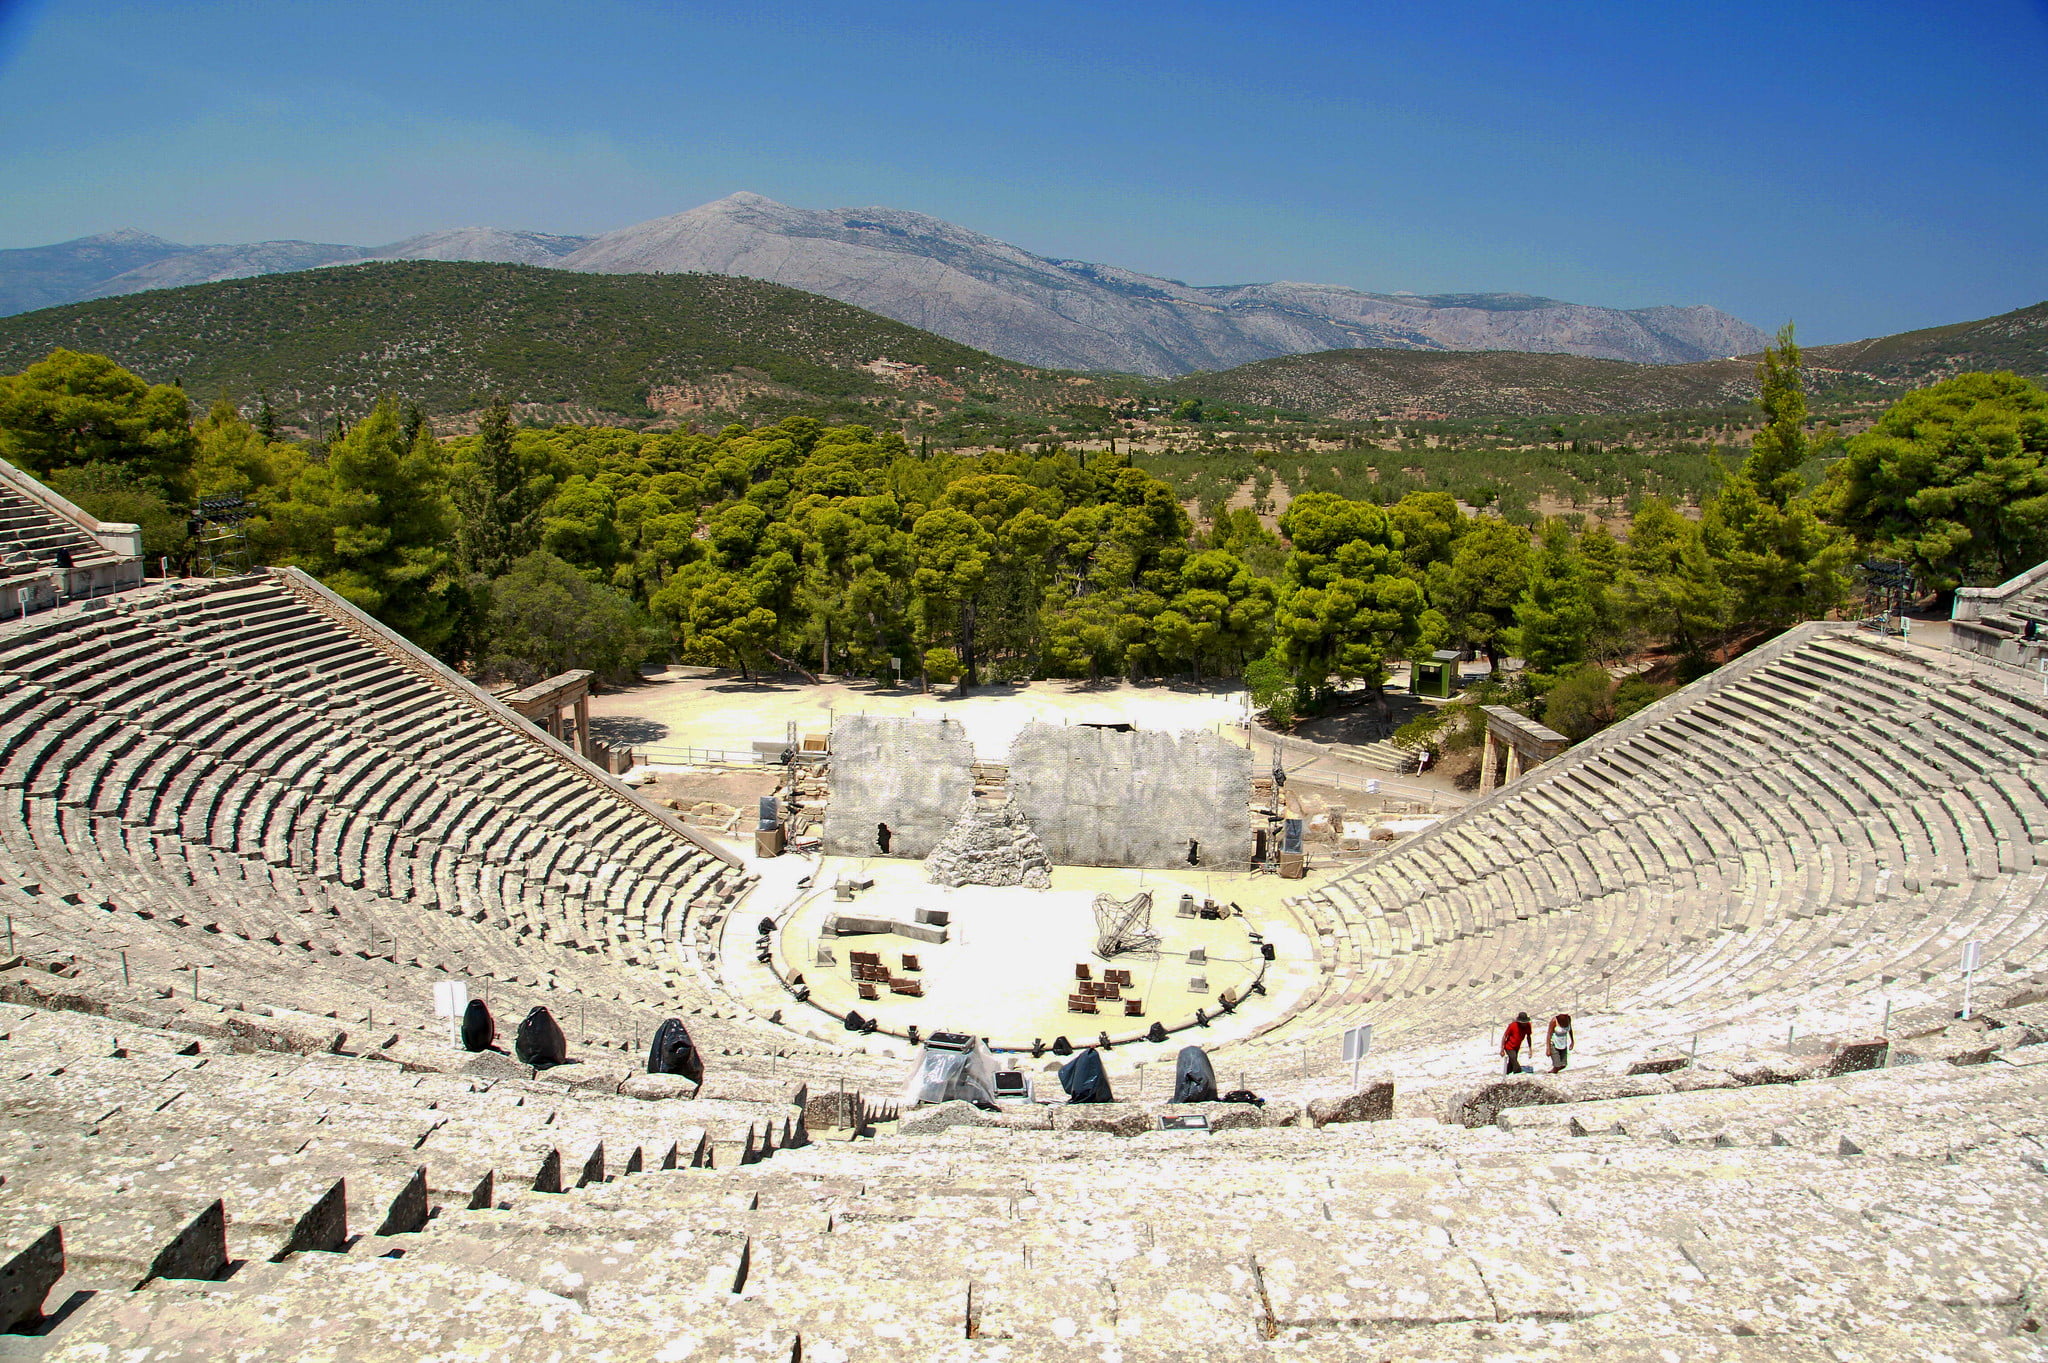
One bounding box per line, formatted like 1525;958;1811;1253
588;671;1248;760
775;856;1305;1051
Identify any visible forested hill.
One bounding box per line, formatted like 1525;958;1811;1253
1170;302;2048;422
1172;349;1760;420
0;260;1133;431
1801;301;2048;393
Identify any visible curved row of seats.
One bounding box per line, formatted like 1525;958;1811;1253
0;570;888;1082
1234;623;2048;1078
10;1000;2042;1357
0;1005;816;1326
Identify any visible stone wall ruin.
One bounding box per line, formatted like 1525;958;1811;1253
1006;722;1253;869
820;715;976;859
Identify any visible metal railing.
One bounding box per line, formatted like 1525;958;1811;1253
633;744;781;767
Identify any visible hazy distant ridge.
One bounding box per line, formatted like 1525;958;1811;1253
0;194;1768;374
561;194;1770;374
0;228;591;316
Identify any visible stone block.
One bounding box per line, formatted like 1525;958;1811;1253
620;1073;701;1101
1665;1066;1741;1092
1625;1054;1690;1075
1441;1077;1568;1129
1050;1103;1152;1137
26;1195;226;1290
898;1101;997;1136
0;1225;61;1330
1558;1073;1677;1104
224;1012;346;1055
1305;1081;1396;1128
1723;1050;1833;1086
1826;1039;1890;1076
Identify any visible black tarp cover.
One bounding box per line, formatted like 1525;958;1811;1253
647;1017;702;1083
1171;1045;1218;1103
1058;1048;1114;1104
460;1000;494;1052
515;1006;567;1067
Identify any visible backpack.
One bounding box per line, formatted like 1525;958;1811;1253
514;1006;567;1067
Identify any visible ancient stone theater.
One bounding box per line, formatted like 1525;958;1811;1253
0;453;2044;1359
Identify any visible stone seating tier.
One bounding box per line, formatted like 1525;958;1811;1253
6;1004;2043;1360
0;480;118;571
1240;624;2048;1096
0;571;918;1092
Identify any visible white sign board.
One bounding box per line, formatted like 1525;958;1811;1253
1342;1024;1374;1063
432;980;469;1017
1960;941;1981;972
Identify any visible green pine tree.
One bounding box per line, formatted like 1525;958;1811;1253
1511;519;1598;675
1702;325;1850;632
452;400;546;580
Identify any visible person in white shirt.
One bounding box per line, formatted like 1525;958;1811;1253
1546;1013;1574;1072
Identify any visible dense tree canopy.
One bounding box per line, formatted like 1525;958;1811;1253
1824;371;2048;591
8;346;2042;733
0;348;197;494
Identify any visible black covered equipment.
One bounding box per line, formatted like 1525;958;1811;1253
1057;1048;1114;1104
514;1006;567;1067
1171;1045;1218;1103
460;999;494;1053
647;1017;702;1083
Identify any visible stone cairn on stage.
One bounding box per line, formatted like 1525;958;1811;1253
924;801;1053;888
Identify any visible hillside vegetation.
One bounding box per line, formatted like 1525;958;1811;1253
1174;349;1760;420
0;260;1136;433
4;335;2042;765
1;262;2038;444
1171;302;2048;422
1802;301;2048;394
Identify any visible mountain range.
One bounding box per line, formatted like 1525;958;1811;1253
2;252;2034;433
0;194;1768;376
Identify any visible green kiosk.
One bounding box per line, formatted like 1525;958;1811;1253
1411;649;1464;699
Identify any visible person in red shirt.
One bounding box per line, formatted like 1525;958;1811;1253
1500;1012;1533;1074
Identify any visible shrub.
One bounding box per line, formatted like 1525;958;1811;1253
1541;663;1616;741
1613;674;1677;721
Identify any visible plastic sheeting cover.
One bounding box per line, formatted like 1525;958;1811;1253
515;1006;567;1067
1058;1048;1115;1104
647;1017;703;1084
1171;1045;1218;1103
460;1000;494;1052
901;1038;999;1108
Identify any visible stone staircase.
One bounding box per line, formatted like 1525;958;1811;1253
1330;737;1416;773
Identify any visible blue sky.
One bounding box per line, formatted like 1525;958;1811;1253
1;0;2043;343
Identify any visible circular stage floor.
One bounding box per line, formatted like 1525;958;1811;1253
777;857;1303;1051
